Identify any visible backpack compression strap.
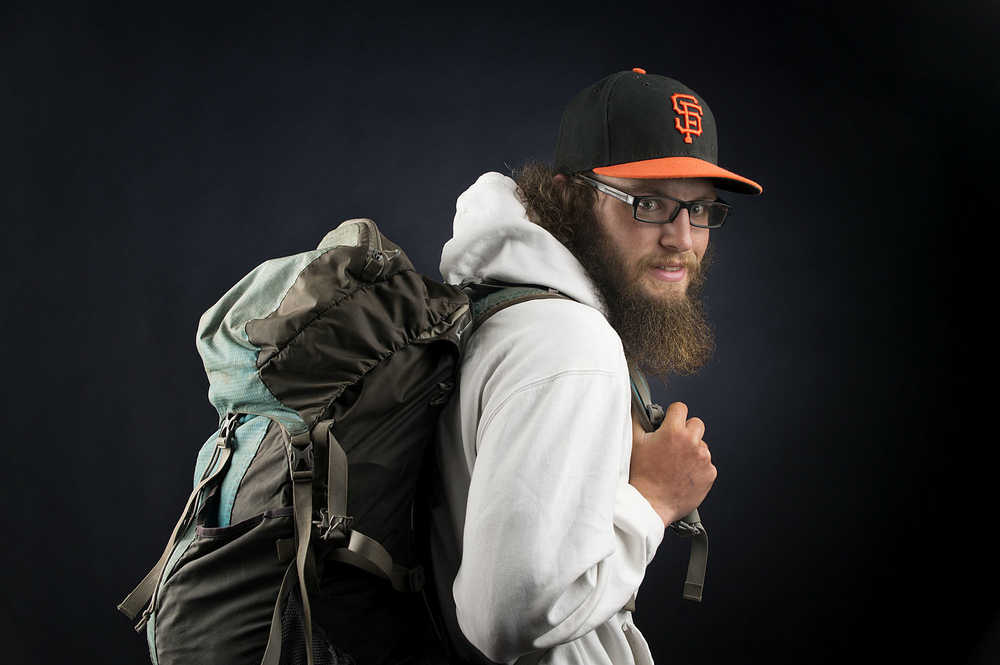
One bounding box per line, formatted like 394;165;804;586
117;412;241;629
259;424;320;665
261;421;426;665
316;420;425;593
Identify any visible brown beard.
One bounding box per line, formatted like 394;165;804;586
566;206;716;380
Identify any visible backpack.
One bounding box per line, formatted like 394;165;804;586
117;216;707;665
117;218;570;665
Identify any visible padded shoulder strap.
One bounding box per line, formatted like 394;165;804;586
460;281;573;350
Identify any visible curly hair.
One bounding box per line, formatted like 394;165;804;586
509;160;716;378
510;162;596;249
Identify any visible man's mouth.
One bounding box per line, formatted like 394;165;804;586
649;264;687;282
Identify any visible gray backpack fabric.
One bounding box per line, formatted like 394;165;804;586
117;218;569;665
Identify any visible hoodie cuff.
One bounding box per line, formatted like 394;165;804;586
617;483;666;565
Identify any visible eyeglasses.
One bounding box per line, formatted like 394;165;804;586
575;173;731;229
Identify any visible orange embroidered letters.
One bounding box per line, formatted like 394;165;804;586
671;93;704;144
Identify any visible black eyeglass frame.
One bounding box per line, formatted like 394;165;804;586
574;173;731;229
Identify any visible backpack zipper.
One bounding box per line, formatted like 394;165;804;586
352;218;400;281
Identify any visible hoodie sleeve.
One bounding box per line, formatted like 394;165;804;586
452;302;666;663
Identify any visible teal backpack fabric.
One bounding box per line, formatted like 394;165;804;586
118;218;568;665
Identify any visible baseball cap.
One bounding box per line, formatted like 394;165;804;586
554;68;762;195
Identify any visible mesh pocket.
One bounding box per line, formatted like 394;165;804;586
280;585;356;665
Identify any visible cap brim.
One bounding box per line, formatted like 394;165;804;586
593;156;762;195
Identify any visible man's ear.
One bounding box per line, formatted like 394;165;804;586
552;173;568;185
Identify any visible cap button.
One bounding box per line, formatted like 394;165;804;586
632;67;646;74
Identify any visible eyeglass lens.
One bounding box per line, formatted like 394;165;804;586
635;198;727;227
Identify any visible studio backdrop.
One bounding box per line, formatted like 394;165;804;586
2;3;995;664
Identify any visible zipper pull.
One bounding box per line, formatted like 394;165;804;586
360;248;399;281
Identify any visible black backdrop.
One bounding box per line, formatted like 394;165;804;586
4;2;996;664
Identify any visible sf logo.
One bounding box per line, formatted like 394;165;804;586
671;93;703;144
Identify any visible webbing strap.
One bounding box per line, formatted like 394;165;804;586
682;530;708;602
627;364;709;603
260;561;298;665
117;441;234;624
309;422;352;542
289;430;315;665
325;424;348;526
327;530;424;592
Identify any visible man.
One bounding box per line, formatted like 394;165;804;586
427;69;762;664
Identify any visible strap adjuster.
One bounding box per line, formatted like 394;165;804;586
288;436;314;482
133;607;152;633
314;510;354;542
217;412;241;448
668;519;704;538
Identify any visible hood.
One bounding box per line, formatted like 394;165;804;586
439;172;606;317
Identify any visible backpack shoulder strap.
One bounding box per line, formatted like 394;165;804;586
627;362;709;603
460;280;574;349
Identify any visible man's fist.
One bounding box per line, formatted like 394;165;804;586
629;401;717;526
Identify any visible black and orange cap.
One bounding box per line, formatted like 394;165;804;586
554;69;762;195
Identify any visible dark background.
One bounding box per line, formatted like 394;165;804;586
3;2;996;664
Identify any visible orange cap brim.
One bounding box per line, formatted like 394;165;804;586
593;156;762;195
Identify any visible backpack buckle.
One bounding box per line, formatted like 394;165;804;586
288;432;314;482
314;510;354;543
668;519;704;538
217;412;241;448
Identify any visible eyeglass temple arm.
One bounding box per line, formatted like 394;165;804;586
574;174;634;205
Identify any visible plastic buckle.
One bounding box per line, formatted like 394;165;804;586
288;442;314;482
313;510;354;542
646;403;665;429
217;413;240;448
668;520;704;538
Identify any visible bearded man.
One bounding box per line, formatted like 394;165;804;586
426;69;762;665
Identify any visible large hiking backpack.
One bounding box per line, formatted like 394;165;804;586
117;218;571;665
118;216;708;665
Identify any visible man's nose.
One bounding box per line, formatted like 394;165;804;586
659;208;695;253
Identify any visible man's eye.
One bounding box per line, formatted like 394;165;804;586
690;203;706;217
637;198;661;211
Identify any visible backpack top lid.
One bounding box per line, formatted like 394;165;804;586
194;218;470;437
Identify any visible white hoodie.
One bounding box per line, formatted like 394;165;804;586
428;172;666;665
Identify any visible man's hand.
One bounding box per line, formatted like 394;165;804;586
629;401;717;526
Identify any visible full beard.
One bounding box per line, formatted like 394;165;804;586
566;211;716;380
